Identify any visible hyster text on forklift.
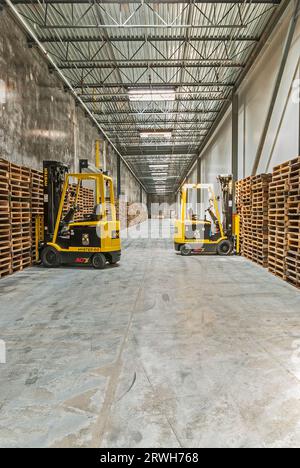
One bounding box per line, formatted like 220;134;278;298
174;175;240;256
35;161;121;269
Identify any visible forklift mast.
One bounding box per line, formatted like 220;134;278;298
43;161;69;242
217;175;233;238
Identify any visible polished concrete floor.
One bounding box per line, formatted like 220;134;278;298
0;221;300;448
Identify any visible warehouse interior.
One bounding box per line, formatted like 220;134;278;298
0;0;300;449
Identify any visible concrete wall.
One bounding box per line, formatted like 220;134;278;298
0;9;145;204
186;2;300;184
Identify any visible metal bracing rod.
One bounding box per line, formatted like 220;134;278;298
34;35;259;44
3;0;147;193
73;82;235;89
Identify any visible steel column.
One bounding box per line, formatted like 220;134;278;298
117;154;121;198
232;93;239;182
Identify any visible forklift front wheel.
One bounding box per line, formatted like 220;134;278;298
180;244;192;257
217;240;234;256
92;253;107;270
41;246;61;268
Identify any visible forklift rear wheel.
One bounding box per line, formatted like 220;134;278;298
41;246;61;268
217;240;233;256
92;253;107;270
180;244;192;256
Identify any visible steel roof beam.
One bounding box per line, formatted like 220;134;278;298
106;130;208;134
98;119;215;125
57;62;244;70
84;96;228;103
9;1;281;4
116;141;203;145
73;82;234;89
34;35;259;45
101;126;212;131
124;151;197;156
93;110;219;116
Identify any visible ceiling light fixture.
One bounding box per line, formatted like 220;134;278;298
128;87;176;102
140;130;172;139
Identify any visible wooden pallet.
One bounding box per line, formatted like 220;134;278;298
268;157;299;287
30;169;44;261
64;183;95;221
236;174;271;268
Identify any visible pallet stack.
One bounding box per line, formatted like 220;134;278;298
30;169;43;261
116;199;127;229
235;176;253;261
128;203;148;227
268;161;290;281
81;187;94;218
10;163;32;273
0;159;11;278
235;179;245;250
64;184;95;221
236;174;271;268
286;157;300;288
251;174;272;267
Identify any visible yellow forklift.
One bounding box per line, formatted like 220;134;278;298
174;175;240;256
36;161;121;269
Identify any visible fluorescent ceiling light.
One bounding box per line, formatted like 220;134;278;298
149;164;169;168
140;131;172;139
128;88;175;102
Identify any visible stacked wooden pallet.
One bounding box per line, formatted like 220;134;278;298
30;169;43;261
81;187;94;218
0;159;11;278
251;174;272;267
235;179;245;250
64;184;95;221
116;199;128;229
10;163;32;273
268;160;290;281
235;176;253;261
286;157;300;288
236;174;271;268
128;203;148;227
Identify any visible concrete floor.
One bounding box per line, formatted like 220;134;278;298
0;220;300;448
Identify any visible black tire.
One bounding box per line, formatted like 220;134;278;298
217;240;234;256
180;244;192;256
92;253;107;270
41;246;61;268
